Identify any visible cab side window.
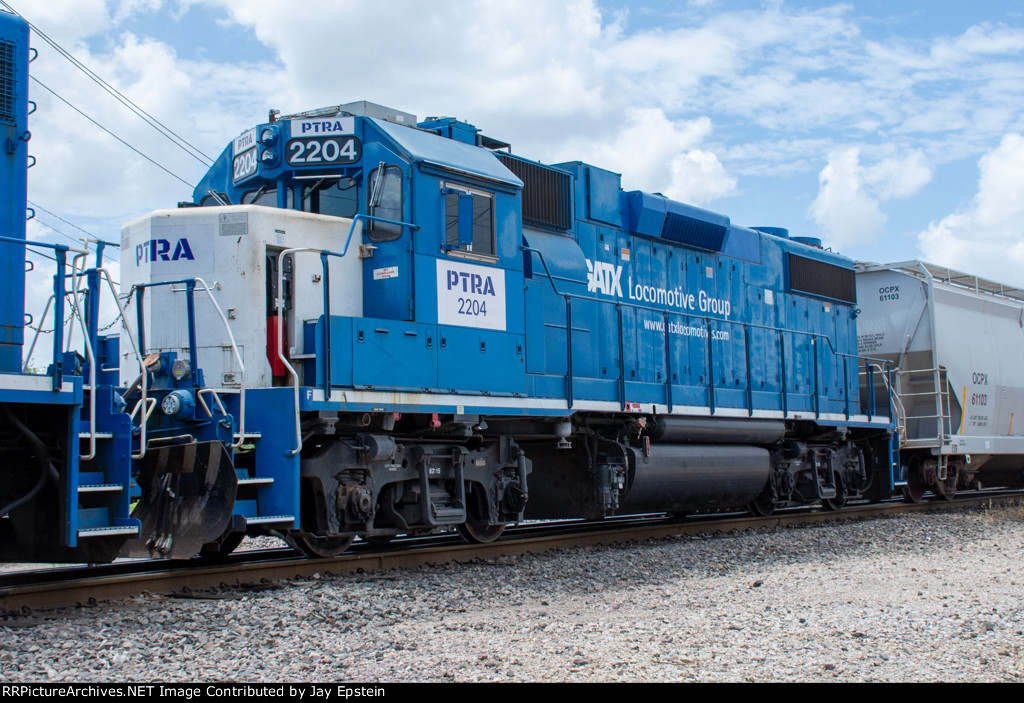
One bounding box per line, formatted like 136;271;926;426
367;165;403;241
444;185;494;257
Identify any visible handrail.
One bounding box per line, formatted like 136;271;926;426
67;251;98;460
521;243;893;418
22;293;54;373
864;362;903;431
97;268;149;459
194;277;247;448
267;237;893;428
196;387;228;418
276;247;322;458
128;276;247;452
0;235;88;391
275;213;419;456
890;365;954;445
341;213;419;257
16;250;148;458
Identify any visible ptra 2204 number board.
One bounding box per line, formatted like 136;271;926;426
286;136;362;167
286;116;362;167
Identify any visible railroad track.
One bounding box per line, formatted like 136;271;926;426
2;492;1020;614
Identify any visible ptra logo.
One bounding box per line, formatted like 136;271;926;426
136;238;196;265
446;269;496;296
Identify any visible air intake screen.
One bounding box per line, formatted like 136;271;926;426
0;39;15;125
788;254;856;303
496;153;572;231
662;211;727;251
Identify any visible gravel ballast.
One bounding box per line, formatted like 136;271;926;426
2;504;1023;682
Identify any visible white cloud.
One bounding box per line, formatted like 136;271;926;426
864;150;932;199
26;23;279;224
917;133;1024;286
193;0;742;202
8;0;1024;285
20;0;1024;213
203;0;619;128
807;148;887;248
808;147;933;248
558;108;735;206
667;148;736;205
5;0;111;44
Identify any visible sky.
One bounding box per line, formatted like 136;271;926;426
10;0;1024;323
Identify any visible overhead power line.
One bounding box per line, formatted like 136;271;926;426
30;76;197;190
28;200;120;252
0;0;215;167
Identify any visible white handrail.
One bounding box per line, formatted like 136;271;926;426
68;253;99;461
99;269;149;459
22;294;54;373
276;247;323;457
193;277;247;448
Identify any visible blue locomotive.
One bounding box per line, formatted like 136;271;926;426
1;11;900;562
0;11;138;562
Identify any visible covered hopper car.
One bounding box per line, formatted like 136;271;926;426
857;261;1024;500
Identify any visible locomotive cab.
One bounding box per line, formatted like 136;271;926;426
120;103;534;555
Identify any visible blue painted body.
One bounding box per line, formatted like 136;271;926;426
0;10;28;372
195;106;882;428
181;103;901;545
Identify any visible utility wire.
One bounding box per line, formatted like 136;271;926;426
1;5;205;258
28;200;120;262
31;218;121;267
28;213;80;247
30;76;197;190
25;247;57;264
0;0;215;167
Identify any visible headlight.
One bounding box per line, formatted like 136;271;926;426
171;359;191;380
259;127;278;145
160;390;194;419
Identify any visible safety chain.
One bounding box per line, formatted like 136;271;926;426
25;287;134;334
97;287;134;332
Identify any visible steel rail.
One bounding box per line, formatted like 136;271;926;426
1;492;1020;614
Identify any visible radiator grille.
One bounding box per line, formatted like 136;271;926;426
496;153;572;231
788;254;857;303
0;39;15;125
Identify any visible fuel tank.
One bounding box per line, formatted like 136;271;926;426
620;443;770;514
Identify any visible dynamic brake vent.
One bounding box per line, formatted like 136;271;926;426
496;153;572;231
788;254;857;303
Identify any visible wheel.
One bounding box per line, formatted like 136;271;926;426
749;480;777;516
821;472;847;511
749;495;775;516
288;534;355;558
200;531;245;558
903;457;926;504
458;484;506;543
931;464;959;501
457;516;505;544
